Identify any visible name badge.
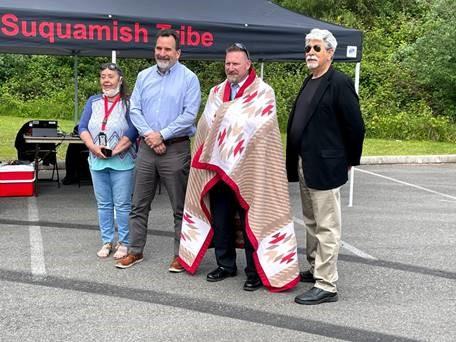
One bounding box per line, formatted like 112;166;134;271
98;132;107;146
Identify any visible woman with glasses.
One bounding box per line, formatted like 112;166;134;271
79;63;138;259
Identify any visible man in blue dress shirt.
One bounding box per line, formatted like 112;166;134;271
116;29;201;271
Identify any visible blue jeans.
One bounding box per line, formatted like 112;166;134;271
90;168;134;245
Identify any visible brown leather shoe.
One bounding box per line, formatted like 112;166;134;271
115;253;144;269
169;256;185;273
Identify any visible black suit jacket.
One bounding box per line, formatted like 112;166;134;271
286;66;365;190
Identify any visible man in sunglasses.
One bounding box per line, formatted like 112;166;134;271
286;28;365;304
178;43;300;292
116;29;201;272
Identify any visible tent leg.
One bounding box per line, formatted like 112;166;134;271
354;62;360;95
260;62;264;79
73;54;78;124
348;63;360;207
348;167;355;207
112;50;117;64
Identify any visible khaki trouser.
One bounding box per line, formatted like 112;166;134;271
298;159;341;292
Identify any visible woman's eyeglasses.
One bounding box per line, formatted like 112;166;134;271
305;45;322;53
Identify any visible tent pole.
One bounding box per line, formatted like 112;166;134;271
348;167;355;207
112;50;117;64
348;62;361;207
260;62;264;79
354;62;360;95
73;54;78;124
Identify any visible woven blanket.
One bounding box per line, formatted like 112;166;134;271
178;73;300;291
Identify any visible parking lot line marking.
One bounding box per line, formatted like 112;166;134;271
356;168;456;201
340;241;378;260
28;197;46;279
293;217;378;260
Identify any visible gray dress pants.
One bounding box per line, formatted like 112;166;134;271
128;138;190;256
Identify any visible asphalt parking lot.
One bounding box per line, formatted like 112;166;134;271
1;163;455;341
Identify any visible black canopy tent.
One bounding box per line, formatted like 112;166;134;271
0;0;362;62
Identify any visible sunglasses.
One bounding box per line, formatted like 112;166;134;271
100;63;123;75
305;45;322;53
232;42;251;60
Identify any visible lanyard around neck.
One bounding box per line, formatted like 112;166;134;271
102;95;120;131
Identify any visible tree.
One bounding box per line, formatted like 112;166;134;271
399;0;456;119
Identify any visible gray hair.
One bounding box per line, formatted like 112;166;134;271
305;28;338;51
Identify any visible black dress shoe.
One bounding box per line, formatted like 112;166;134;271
243;275;262;291
206;267;237;282
299;270;315;283
295;287;338;305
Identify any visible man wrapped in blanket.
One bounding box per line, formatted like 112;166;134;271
178;43;300;292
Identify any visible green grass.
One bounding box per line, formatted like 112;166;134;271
1;115;456;161
362;138;456;156
0;115;76;162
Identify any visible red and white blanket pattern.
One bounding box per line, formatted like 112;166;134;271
178;71;300;291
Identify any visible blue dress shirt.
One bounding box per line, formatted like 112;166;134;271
129;61;201;140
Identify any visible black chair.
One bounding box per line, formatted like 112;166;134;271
14;121;59;185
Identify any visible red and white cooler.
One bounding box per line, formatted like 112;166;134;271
0;164;35;197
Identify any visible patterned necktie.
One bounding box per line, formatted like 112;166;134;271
231;83;239;100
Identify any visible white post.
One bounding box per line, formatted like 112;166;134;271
73;54;78;123
260;62;264;79
348;167;355;207
349;62;361;207
354;62;360;95
111;50;117;64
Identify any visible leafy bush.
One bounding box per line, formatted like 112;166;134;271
366;110;456;142
263;62;307;131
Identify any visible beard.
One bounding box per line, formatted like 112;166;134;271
156;57;173;71
226;74;240;84
306;57;319;70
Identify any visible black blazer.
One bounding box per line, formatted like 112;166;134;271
286;66;365;190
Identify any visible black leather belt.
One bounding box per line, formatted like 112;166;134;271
164;136;190;145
